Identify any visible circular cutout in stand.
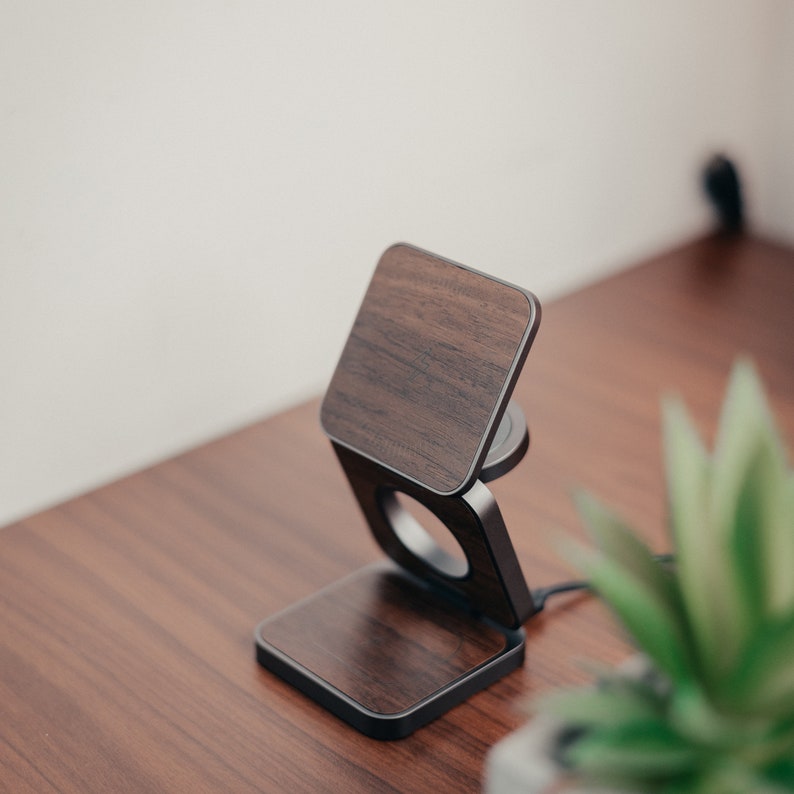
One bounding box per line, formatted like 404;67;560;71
379;490;470;580
480;402;529;483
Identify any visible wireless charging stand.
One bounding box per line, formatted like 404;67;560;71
255;244;541;739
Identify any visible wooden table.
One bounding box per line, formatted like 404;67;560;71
3;234;793;792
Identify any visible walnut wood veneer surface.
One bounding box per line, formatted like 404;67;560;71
321;243;539;495
2;234;793;792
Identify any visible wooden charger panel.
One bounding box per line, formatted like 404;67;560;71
321;244;540;495
256;562;525;740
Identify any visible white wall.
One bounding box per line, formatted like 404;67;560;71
758;1;794;242
2;1;792;527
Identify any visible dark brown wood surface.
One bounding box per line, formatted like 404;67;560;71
255;562;516;722
321;243;540;495
2;234;794;792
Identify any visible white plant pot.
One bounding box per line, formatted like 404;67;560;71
485;656;652;793
484;713;596;794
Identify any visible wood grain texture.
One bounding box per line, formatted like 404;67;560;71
255;562;524;739
257;563;510;715
2;234;793;792
321;243;540;495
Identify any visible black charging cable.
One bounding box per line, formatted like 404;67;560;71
530;553;675;612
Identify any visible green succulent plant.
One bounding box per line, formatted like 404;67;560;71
541;360;794;794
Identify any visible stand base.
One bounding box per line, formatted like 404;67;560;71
255;562;526;740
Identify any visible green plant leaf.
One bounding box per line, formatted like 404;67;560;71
712;360;794;622
763;757;794;789
778;471;794;613
572;542;694;685
727;441;784;626
539;679;663;729
692;763;794;794
744;452;794;620
712;361;786;530
723;613;794;717
565;720;699;781
574;489;687;625
663;395;747;682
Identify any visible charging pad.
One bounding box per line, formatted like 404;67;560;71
255;244;541;739
255;563;525;740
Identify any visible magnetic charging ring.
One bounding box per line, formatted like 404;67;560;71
480;401;529;483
